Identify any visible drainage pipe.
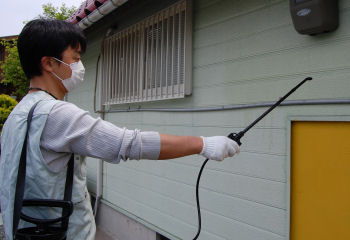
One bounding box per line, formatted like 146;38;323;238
103;99;350;113
93;55;104;218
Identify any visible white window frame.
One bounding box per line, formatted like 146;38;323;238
100;0;192;105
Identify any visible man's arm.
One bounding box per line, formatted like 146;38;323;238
158;134;203;160
42;102;239;167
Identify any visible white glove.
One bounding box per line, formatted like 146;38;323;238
200;136;240;161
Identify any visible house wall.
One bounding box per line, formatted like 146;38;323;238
67;0;350;239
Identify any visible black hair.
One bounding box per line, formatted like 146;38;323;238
17;19;87;80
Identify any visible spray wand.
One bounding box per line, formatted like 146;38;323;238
228;77;312;145
193;77;312;240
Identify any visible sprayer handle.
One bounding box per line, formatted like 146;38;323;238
228;132;243;146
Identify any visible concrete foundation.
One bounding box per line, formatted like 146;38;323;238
95;201;160;240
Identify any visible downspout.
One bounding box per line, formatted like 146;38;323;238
93;54;103;217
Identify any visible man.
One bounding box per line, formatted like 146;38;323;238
0;19;239;240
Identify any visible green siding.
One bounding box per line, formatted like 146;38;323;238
68;0;350;239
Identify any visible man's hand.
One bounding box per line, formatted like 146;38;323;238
200;136;240;161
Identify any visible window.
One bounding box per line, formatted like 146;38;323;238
100;0;192;105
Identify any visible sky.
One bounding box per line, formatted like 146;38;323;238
0;0;84;37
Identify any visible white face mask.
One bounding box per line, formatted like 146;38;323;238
52;57;85;92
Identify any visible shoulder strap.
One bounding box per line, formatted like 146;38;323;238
61;154;74;229
13;101;40;236
12;101;75;236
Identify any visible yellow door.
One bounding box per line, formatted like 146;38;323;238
290;121;350;240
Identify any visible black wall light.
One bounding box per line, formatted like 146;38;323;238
290;0;339;35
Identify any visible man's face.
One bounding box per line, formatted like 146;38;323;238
52;45;82;81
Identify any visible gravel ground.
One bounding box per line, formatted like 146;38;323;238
0;213;4;240
0;226;4;240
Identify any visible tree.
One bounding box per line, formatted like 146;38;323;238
38;3;78;20
0;40;27;99
0;94;18;133
0;3;79;100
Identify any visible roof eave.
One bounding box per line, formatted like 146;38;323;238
66;0;129;30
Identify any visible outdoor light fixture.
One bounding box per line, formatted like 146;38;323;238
290;0;339;35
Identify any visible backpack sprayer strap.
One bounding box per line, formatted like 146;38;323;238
62;153;74;229
12;101;75;238
13;101;39;237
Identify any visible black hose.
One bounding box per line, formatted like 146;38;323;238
193;158;210;240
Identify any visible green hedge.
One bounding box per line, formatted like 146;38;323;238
0;94;17;133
